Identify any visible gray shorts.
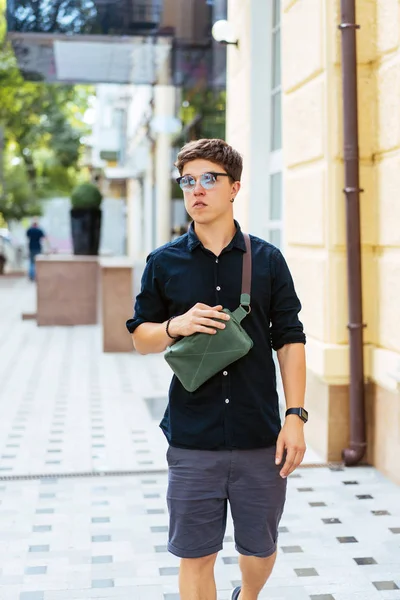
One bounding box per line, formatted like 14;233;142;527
166;446;287;559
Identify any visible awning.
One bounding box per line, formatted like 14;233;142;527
8;32;172;84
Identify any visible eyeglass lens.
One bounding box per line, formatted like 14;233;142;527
179;173;217;191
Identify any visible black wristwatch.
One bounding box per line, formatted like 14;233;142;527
285;407;308;423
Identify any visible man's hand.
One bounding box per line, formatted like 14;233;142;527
168;303;230;338
275;416;306;478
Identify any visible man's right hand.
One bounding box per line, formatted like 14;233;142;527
168;303;230;338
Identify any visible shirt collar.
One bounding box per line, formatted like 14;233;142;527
187;220;246;253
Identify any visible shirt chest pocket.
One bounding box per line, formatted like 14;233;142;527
164;271;217;314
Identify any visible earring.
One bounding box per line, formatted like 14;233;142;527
230;197;235;203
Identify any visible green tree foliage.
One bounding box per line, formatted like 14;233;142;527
8;0;98;35
0;83;87;183
179;88;226;143
6;0;131;36
0;162;42;221
0;0;93;222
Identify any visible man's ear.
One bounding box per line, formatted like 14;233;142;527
230;181;241;202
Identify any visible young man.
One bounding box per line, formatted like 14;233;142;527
26;219;48;281
126;139;307;600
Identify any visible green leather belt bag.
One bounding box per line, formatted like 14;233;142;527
164;233;253;392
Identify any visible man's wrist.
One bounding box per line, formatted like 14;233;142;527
166;316;181;340
285;407;308;423
285;414;305;425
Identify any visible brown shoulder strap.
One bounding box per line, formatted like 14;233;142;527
241;233;252;305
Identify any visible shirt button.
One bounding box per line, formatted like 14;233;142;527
223;371;228;376
215;258;219;263
225;398;230;404
216;286;221;291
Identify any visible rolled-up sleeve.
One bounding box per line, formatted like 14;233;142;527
126;254;168;334
269;248;306;351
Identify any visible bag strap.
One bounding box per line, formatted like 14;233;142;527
241;233;252;310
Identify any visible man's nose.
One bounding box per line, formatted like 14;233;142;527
193;179;205;193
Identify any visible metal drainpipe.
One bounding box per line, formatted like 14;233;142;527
338;0;367;466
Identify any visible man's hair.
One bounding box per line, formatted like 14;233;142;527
175;139;243;182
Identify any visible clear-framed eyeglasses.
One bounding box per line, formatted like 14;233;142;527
176;171;232;192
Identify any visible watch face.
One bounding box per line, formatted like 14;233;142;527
301;408;308;422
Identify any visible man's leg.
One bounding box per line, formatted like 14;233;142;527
29;250;40;281
229;447;287;599
238;552;276;600
166;447;229;600
179;552;218;600
28;252;35;281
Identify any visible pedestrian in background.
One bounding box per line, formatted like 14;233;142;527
26;219;48;281
127;139;307;600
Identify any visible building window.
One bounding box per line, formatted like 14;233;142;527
271;0;282;151
267;0;283;249
270;171;282;220
268;172;282;248
248;0;283;249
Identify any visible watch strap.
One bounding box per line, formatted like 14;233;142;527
285;407;308;422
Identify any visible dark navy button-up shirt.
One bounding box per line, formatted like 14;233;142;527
126;221;306;450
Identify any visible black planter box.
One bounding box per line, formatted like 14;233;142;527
70;208;102;256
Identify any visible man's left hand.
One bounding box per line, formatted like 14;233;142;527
275;416;306;478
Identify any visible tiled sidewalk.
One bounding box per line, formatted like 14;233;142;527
0;278;400;600
0;278;170;476
1;467;400;600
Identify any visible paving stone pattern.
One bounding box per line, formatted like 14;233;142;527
0;279;399;599
0;279;170;477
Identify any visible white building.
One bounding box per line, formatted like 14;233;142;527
77;1;228;263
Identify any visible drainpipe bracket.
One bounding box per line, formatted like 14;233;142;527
348;441;367;448
347;323;367;330
338;23;361;30
343;187;364;194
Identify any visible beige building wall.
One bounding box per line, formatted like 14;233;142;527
368;0;400;482
227;0;400;483
281;0;375;463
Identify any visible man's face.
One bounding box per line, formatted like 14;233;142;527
180;159;240;225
